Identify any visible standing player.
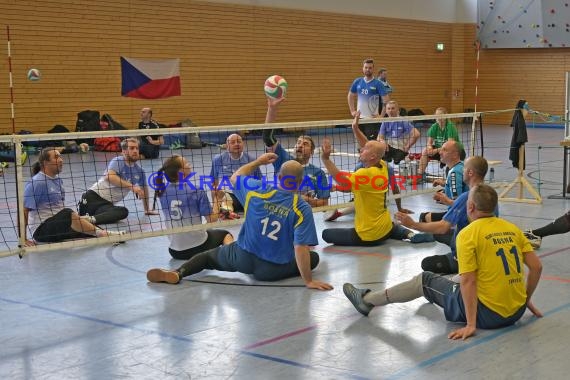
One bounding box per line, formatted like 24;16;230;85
156;155;233;260
347;58;389;139
377;68;393;116
344;185;542;340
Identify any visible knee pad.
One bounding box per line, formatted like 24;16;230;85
419;212;428;223
421;255;452;274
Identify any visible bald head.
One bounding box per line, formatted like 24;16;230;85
359;140;386;167
279;160;304;190
140;107;153;122
226;133;244;157
440;140;461;165
369;140;386;158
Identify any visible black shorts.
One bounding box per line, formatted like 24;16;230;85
228;193;244;213
384;146;408;164
33;208;91;243
140;144;160;159
169;229;232;260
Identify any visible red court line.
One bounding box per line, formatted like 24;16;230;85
242;325;317;350
542;275;570;283
538;246;570;259
322;247;390;260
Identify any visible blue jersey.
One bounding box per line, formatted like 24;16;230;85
443;191;499;256
233;176;318;264
90;156;146;203
379;79;393;95
159;182;212;251
24;172;66;235
210;151;261;192
350;77;386;118
445;162;469;205
272;143;330;200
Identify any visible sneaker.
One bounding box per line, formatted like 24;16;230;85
410;233;435;244
324;209;342;222
342;283;374;316
147;268;181;284
524;230;542;249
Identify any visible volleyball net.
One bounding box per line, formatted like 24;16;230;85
0;110;483;258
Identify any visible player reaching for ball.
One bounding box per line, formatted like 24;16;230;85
262;78;330;208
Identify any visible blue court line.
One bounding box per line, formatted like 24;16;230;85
239;351;370;380
0;294;364;378
0;295;193;343
387;302;570;380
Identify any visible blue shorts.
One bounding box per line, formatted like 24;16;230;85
421;272;526;329
215;242;319;282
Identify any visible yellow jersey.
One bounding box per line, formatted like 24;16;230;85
344;163;392;241
456;216;533;317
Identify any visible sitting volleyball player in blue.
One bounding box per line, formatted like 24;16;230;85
155;155;234;260
418;140;469;247
262;97;330;208
24;148;122;245
146;153;333;291
395;156;494;274
210;133;261;219
344;184;542;340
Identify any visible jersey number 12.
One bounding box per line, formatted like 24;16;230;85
260;217;281;241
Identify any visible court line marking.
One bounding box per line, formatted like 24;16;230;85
386;301;570;380
0;294;366;379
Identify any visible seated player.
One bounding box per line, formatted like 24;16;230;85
377;100;420;165
210;133;261;220
146;153;333;291
24;148;123;245
343;184;542;341
524;210;570;249
320;113;434;246
156;155;234;260
263;98;330;208
417;106;465;179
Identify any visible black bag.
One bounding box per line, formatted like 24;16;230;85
101;113;127;130
76;110;101;145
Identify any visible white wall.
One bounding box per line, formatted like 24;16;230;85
201;0;477;23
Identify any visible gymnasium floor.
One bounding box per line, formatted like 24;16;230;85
0;125;569;379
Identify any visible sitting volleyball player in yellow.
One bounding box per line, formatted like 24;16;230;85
343;184;542;340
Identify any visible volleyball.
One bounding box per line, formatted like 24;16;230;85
27;68;41;81
264;75;288;99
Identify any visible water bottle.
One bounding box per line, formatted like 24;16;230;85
409;159;418;185
399;161;408;181
489;167;495;183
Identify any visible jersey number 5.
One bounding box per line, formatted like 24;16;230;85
170;200;183;220
260;217;281;241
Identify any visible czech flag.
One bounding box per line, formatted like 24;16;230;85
121;57;181;99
